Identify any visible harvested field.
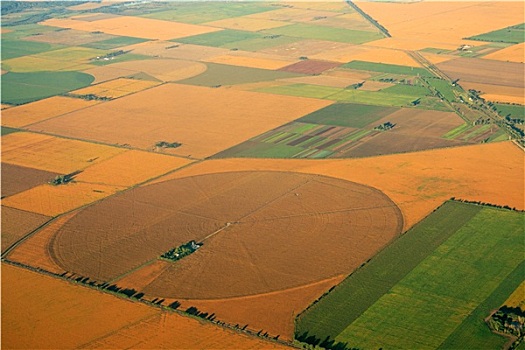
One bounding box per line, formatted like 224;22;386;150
420;51;457;65
24;28;115;46
1;206;50;254
358;1;524;48
2;264;286;349
114;260;172;292
75;150;193;187
255;83;342;99
313;13;381;32
204;17;290;31
260;39;354;59
1;132;125;173
42;17;222;41
1;96;100;128
71;77;160;99
1;163;59;197
483;43;525;63
366;37;460;52
49;172;402;293
312;46;421;66
247;7;340;22
438;57;524;88
459;81;524;105
121;41;230;61
480;93;525;105
279;60;341;75
2;182;124;217
204;52;296;70
27;83;332;159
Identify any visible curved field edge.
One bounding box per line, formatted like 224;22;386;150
295;200;481;342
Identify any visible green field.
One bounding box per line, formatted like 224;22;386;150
467;23;525;44
1;126;20;136
328;89;424;107
1;39;64;60
296;201;524;350
425;77;458;102
343;61;435;77
142;2;276;24
495;103;524;120
263;23;383;44
256;84;343;99
81;36;148;50
176;29;263;47
89;53;151;66
177;62;301;87
1;71;94;105
297;103;398;128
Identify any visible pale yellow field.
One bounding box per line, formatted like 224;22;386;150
2;56;94;72
420;51;458;65
121;41;230;61
2;182;124;217
204;52;296;70
1;96;100;128
261;39;354;59
247;7;340;22
71;78;161;99
483;43;525;63
75;150;193;187
205;17;290;31
504;281;525;310
42;16;222;41
1;132;125;173
365;37;461;51
357;1;524;50
311;45;421;66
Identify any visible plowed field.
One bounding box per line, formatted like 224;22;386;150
1;206;50;253
1;163;59;197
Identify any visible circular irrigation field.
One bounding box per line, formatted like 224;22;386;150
50;171;403;299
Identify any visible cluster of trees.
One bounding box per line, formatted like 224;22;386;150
93;50;129;61
295;332;357;350
374;122;395;131
450;198;522;212
50;170;82;186
69;93;111;101
155;141;182;149
160;240;201;262
487;305;524;349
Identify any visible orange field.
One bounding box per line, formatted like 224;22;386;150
312;46;421;66
75;150;193;187
1;96;100;128
204;53;296;70
27;83;333;159
42;16;222;40
483;43;525;63
2;181;124;216
460;81;525;105
156;141;523;231
2;264;287;349
205;17;290;31
1;132;125;173
358;1;524;49
1;206;50;253
71;78;160;99
121;41;230;61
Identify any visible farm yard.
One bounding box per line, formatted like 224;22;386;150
1;1;523;349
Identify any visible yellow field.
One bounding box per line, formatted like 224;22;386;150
71;78;161;99
43;16;222;41
504;281;525;310
357;1;524;50
1;103;13;109
483;43;525;63
2;182;124;217
75;150;193;187
204;52;296;70
311;45;421;66
205;17;290;31
1;96;100;128
1;132;125;173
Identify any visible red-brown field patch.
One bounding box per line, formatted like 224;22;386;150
48;172;402;293
279;59;341;74
1;163;60;198
1;206;51;253
27;83;333;159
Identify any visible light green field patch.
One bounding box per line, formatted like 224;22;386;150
81;36;148;50
328;89;419;107
176;29;262;47
467;23;525;44
443;123;472;139
263;23;383;44
1;39;64;60
256;84;342;99
343;60;434;77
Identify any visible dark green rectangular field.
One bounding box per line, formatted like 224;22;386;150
296;201;524;350
297;103;398;128
495;103;524;121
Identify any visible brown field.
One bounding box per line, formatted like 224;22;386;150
1;206;50;253
42;16;222;41
483;43;525;63
279;59;341;74
114;260;172;292
2;264;287;349
49;172;402;291
204;52;296;70
24;28;115;45
122;41;230;61
437;57;524;88
312;46;421;66
1;182;124;217
261;39;354;59
357;1;524;49
1;132;125;173
205;17;290;31
71;78;160;99
154;141;523;230
75;150;193;187
278;74;358;88
27;83;333;159
375;108;465;136
1;163;59;197
181;275;345;339
1;96;100;128
459;81;525;105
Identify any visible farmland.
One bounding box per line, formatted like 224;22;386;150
297;202;524;349
1;1;524;349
